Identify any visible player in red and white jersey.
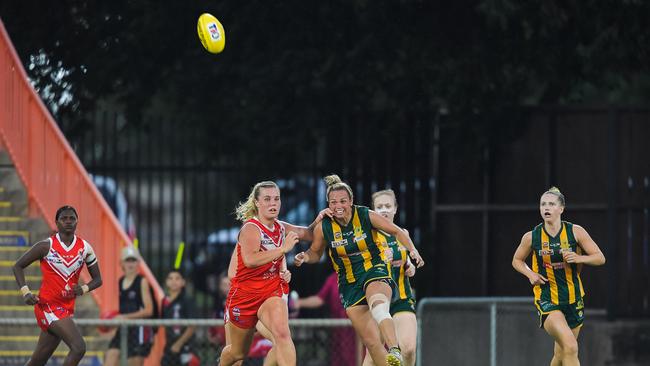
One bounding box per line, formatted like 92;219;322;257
13;206;103;366
223;239;293;366
218;181;325;366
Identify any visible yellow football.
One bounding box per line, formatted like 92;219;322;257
197;13;226;54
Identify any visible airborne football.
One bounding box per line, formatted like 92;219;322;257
197;13;225;54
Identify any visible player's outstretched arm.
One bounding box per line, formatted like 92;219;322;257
369;210;424;267
281;208;332;242
294;224;326;266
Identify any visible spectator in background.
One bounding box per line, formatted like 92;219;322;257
161;269;197;366
104;247;154;366
295;272;356;366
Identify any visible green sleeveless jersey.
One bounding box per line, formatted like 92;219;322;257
322;206;384;284
372;230;414;301
531;221;585;305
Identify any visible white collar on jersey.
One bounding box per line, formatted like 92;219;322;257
56;233;78;252
253;217;276;231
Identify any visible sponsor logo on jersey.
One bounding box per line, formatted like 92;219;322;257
331;239;348;248
545;262;565;270
261;238;276;246
353;233;367;242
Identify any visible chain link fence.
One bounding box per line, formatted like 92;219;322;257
0;318;358;366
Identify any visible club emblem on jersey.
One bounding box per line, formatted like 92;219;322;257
334;232;343;240
542;242;550;249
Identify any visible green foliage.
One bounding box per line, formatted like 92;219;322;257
1;0;649;167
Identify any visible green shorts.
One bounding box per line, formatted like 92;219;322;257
535;298;584;329
339;264;393;309
390;297;416;315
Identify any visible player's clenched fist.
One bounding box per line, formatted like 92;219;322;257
282;231;299;254
294;251;310;267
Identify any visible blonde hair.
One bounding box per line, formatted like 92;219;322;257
324;174;353;201
542;186;565;206
371;189;397;209
235;181;280;222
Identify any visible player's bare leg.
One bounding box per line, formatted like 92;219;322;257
544;311;580;366
26;329;61;366
393;312;417;366
365;281;402;365
256;321;277;366
347;305;389;366
48;318;86;366
258;297;295;366
361;310;415;366
219;322;255;366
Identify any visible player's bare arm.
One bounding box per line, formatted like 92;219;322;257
369;210;424;267
564;224;606;266
13;241;49;305
72;262;103;297
294;224;326;266
227;248;238;280
240;224;297;268
281;208;332;242
512;231;548;286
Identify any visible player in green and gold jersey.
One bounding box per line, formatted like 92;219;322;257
295;175;424;366
361;189;418;366
512;187;605;366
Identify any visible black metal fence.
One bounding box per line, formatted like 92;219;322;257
61;107;650;318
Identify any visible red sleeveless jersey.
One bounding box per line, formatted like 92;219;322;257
39;234;97;310
232;218;285;292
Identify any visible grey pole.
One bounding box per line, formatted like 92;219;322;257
490;302;497;366
120;324;128;366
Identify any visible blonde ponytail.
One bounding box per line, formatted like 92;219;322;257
324;174;353;201
235;181;279;222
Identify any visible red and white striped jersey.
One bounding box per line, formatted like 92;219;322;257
232;218;285;292
39;234;97;310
